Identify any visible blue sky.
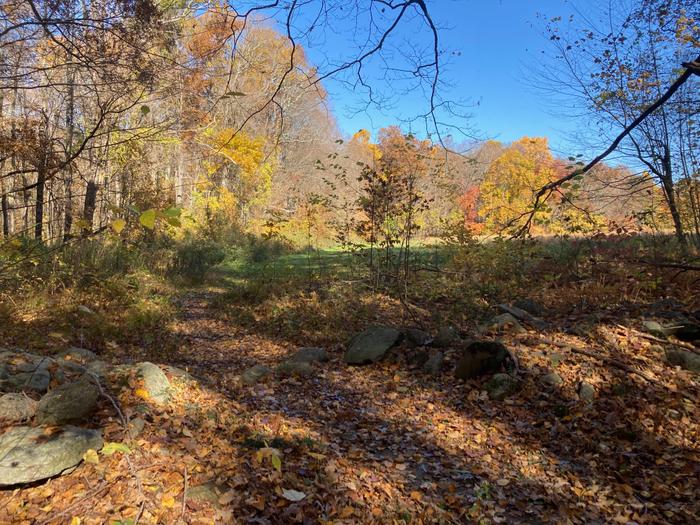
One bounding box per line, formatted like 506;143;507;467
296;0;580;153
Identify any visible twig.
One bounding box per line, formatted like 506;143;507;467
39;482;111;524
181;466;188;522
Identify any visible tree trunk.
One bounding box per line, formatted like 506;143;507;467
660;146;686;247
1;193;9;238
82;180;98;235
35;170;46;240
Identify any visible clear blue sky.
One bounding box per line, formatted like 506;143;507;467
295;0;579;153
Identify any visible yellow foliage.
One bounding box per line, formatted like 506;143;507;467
479;137;555;233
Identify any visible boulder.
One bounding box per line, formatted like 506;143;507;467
407;349;430;368
666;348;700;373
0;351;53;394
423;352;444;376
485;313;526;334
513;298;544;316
136;362;171;404
455;341;508;380
578;382;595;401
540;372;563;388
56;347;98;366
187;482;224;509
343;325;401;364
405;328;433;347
0;426;103;486
241;365;272;386
36;377;100;425
0;393;37;423
484;374;519;401
275;361;313;378
642;320;669;338
433;326;459;348
288;347;328;364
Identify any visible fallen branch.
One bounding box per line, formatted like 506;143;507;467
498;304;547;331
535;337;658;383
614;324;700;355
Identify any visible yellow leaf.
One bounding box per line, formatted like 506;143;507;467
70;518;81;525
111;218;126;234
162;494;176;508
135;388;150;400
139;209;157;230
410;491;422;501
83;449;99;464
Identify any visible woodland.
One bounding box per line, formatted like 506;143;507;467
0;0;699;524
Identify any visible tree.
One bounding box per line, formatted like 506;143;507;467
479;137;556;233
541;0;699;245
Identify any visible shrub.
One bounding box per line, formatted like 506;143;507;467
170;238;226;282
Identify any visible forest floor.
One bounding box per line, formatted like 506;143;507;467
1;242;699;524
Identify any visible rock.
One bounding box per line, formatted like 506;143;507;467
455;341;508;380
642;320;669;338
540;372;563;388
36;376;100;425
484;373;519;401
241;365;272;386
433;326;459;348
407;349;430;368
136;362;171;404
666;348;700;373
187;482;223;509
423;352;444;375
161;365;197;384
674;322;700;343
127;417;146;440
0;393;37;423
0;426;103;486
405;328;433;347
485;313;526;334
56;347;98;366
513;298;544;316
343;325;401;364
578;382;595;401
288;347;328;363
276;361;313;378
86;360;109;378
5;362;51;394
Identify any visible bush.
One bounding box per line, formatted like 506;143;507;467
170;238;226;282
247;236;292;264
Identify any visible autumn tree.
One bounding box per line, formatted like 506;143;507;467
541;0;699;245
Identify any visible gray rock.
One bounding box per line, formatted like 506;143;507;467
642;320;669;338
162;365;197;384
37;377;100;425
343;325;401;364
513;298;544;316
276;361;313;378
433;326;459;348
484;373;520;401
485;313;526;334
455;341;508;380
86;360;109;378
127;417;146;440
405;328;433;347
0;425;103;486
241;365;272;386
288;347;328;363
187;482;223;508
666;348;700;373
0;393;37;423
407;349;430;368
540;372;563;388
56;347;98;366
137;362;171;404
423;352;444;376
5;362;51;393
578;382;595;401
